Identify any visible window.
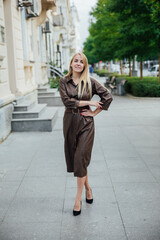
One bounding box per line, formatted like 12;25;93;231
0;25;5;43
151;67;156;72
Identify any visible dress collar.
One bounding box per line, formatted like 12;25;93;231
66;75;79;87
66;75;72;83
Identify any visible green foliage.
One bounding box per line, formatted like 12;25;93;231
109;73;129;78
94;69;109;76
108;0;159;61
49;77;60;90
63;70;68;75
94;69;129;78
49;61;56;67
144;0;160;28
121;76;159;82
84;0;160;64
88;0;120;61
83;36;100;64
123;77;160;96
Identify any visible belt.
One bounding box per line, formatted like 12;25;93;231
65;106;89;114
65;108;82;114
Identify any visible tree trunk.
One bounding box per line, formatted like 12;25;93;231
132;57;135;71
159;53;160;83
120;60;123;75
140;61;143;80
129;57;132;76
108;62;110;72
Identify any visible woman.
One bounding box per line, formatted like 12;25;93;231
59;52;112;216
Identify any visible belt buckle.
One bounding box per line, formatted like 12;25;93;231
71;108;76;114
71;108;80;114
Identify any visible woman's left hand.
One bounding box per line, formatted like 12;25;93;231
81;109;95;117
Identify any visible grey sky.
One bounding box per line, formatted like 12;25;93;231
71;0;97;47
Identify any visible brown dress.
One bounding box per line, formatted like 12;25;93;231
59;75;113;177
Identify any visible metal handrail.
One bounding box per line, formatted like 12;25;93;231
47;64;64;78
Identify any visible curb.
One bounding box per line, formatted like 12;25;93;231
126;93;160;100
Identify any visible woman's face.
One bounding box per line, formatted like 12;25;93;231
71;54;84;73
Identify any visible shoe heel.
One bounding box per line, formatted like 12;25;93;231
86;188;93;204
73;201;82;216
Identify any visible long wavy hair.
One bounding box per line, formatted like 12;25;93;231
65;52;92;99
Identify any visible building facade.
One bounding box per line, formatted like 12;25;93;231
0;0;80;142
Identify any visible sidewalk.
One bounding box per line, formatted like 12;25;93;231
0;92;160;240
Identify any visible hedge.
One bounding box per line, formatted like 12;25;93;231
94;69;129;78
109;73;129;78
121;77;160;97
93;69;109;76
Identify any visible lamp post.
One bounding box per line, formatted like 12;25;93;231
42;21;51;78
56;45;62;69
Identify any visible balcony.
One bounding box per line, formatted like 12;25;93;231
36;0;56;26
41;0;56;11
53;14;63;27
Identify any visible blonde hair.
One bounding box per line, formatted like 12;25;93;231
65;52;92;99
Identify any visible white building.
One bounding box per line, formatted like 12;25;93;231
0;0;80;142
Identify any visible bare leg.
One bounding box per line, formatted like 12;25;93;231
84;172;93;200
74;176;86;211
84;172;90;190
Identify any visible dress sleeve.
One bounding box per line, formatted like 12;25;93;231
59;78;80;109
91;78;113;110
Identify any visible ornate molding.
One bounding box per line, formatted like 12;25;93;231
36;0;56;26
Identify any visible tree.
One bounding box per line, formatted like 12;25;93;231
109;0;159;79
88;0;119;62
83;36;99;64
84;0;124;72
85;0;160;81
144;0;160;82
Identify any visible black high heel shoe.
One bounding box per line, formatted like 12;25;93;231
73;201;82;216
86;188;93;204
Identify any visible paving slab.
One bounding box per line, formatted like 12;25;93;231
0;181;20;220
113;182;160;202
118;201;160;228
109;168;156;183
4;197;63;223
0;93;160;240
125;227;160;240
106;157;147;169
0;222;61;240
14;176;66;199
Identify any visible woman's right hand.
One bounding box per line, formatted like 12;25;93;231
89;101;103;109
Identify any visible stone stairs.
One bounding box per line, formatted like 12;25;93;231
11;99;58;132
38;85;63;106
